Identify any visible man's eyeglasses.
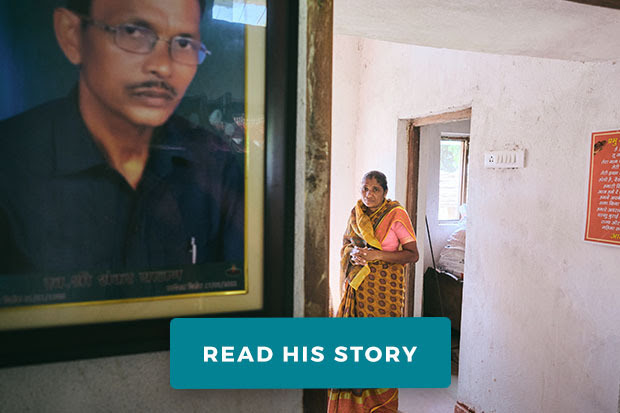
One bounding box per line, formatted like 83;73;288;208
78;14;209;66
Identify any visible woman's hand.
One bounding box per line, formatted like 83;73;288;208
350;247;380;266
350;242;419;266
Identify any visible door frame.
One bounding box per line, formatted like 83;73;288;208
404;107;472;317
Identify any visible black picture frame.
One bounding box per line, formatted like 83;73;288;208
0;0;297;368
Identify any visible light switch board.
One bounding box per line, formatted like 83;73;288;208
484;150;525;169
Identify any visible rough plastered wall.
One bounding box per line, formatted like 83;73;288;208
331;34;620;413
329;35;363;311
0;352;301;412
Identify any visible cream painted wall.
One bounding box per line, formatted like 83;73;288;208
331;34;620;413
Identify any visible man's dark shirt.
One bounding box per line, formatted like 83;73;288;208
0;93;244;275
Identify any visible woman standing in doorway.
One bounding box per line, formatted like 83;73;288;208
328;171;419;413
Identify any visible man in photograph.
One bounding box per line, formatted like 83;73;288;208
0;0;244;274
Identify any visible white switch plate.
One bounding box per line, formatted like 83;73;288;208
484;150;524;168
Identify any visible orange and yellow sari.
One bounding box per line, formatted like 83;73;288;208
328;199;415;413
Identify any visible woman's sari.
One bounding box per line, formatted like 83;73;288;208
328;199;415;413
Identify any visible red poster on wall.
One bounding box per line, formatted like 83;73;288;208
585;130;620;247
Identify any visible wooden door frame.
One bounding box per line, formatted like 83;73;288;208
404;108;472;317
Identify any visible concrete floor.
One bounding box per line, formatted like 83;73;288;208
399;375;458;413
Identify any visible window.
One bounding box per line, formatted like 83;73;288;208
213;0;267;26
438;136;469;221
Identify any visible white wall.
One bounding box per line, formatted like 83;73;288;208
0;352;301;412
331;34;620;413
329;35;364;311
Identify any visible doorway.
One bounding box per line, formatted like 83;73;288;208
404;108;471;380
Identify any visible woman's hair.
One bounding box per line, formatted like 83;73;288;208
362;170;388;192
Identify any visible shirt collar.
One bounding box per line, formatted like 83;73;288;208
53;89;193;177
53;88;107;176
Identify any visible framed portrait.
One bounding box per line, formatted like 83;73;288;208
0;0;296;366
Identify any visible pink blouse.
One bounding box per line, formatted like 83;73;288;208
380;221;416;252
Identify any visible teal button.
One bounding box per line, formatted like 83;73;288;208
170;317;450;389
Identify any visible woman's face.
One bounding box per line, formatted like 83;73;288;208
361;177;386;211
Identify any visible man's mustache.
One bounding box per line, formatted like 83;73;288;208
126;81;178;98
